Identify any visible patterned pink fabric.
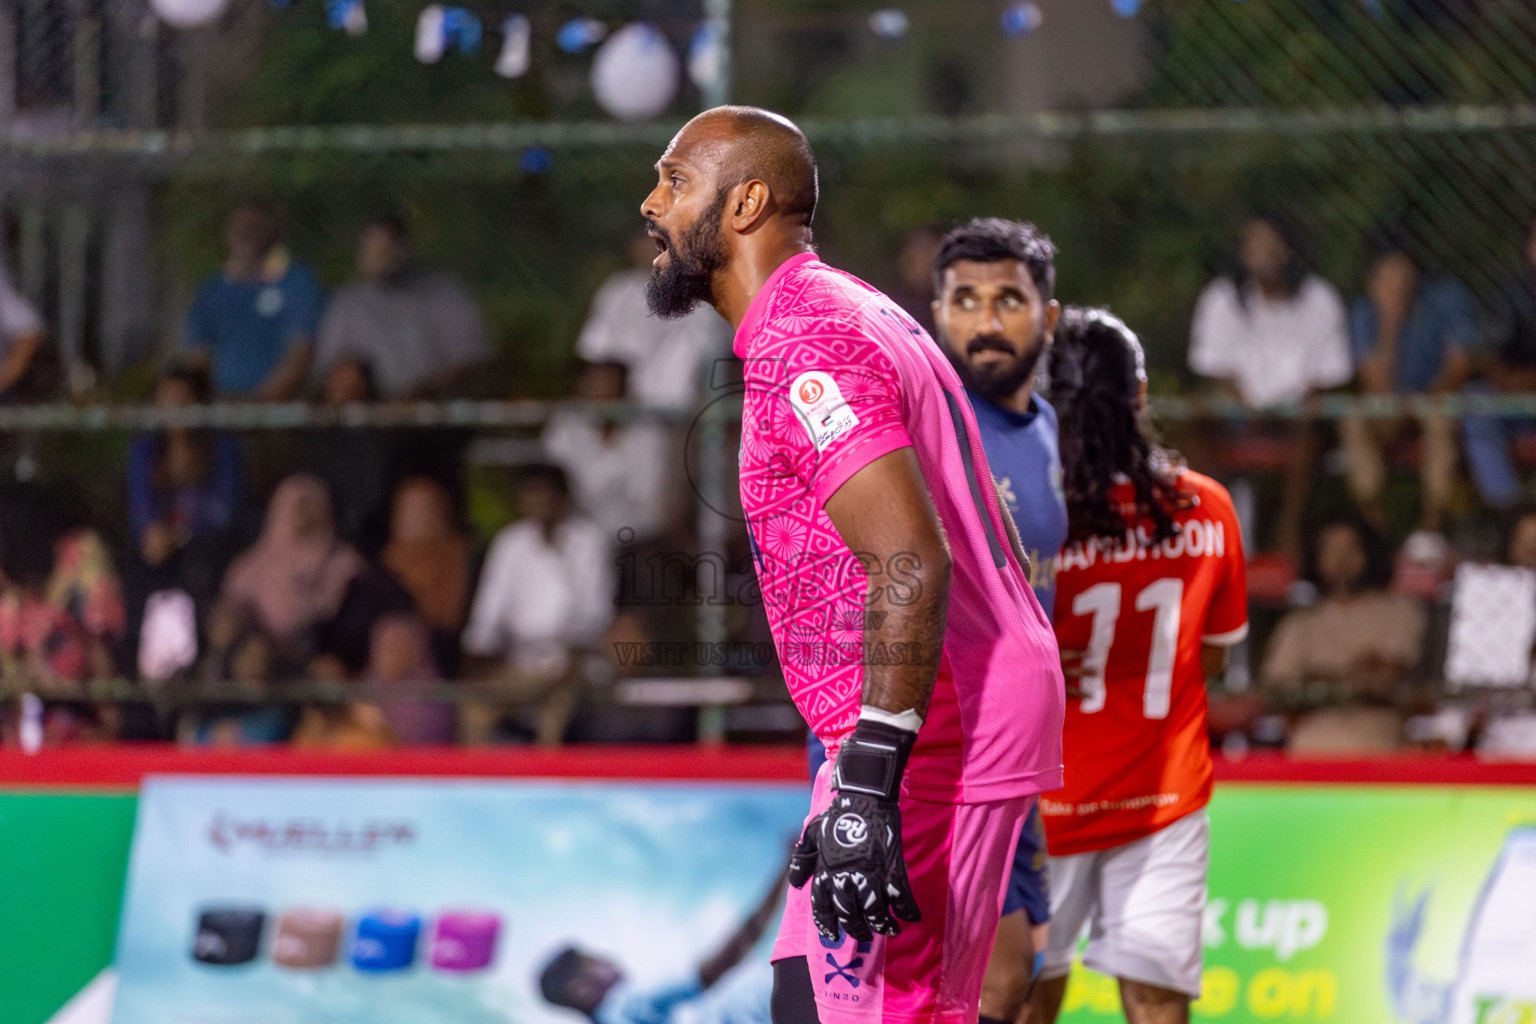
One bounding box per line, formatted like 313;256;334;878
736;253;1064;803
772;761;1032;1024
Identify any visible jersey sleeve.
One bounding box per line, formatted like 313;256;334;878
1200;480;1249;646
761;330;914;509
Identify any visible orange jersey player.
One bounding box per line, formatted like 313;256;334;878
1030;308;1248;1024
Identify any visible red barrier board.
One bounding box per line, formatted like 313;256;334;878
3;745;1535;789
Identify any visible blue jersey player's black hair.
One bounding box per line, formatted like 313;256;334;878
932;218;1057;301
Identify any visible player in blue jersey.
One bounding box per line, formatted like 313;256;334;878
931;218;1066;1024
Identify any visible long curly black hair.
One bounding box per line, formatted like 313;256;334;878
1048;307;1190;545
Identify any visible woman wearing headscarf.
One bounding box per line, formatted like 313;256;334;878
380;476;473;676
219;474;365;656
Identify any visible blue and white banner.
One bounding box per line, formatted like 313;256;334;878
111;777;807;1024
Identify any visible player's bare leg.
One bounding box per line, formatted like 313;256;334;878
1026;974;1068;1024
980;910;1032;1024
1119;979;1189;1024
982;911;1052;1024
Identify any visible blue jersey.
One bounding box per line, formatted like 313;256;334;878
965;389;1068;617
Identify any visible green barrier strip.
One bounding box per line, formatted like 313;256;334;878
0;793;137;1024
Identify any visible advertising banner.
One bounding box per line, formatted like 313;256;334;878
34;773;1536;1024
1063;786;1536;1024
111;777;805;1024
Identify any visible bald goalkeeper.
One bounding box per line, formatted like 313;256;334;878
639;108;1064;1024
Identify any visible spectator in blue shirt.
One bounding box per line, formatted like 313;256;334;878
1463;216;1536;510
120;363;246;676
184;202;324;400
1341;234;1476;535
126;364;244;559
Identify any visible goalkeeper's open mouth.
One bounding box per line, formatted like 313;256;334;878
646;226;672;268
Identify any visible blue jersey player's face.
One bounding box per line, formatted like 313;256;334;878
934;259;1060;404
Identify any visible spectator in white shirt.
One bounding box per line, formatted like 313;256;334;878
576;235;725;409
1190;216;1353;409
542;361;679;544
459;464;614;745
312;216;492;399
1187;215;1352;563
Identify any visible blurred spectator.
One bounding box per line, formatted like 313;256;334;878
1342;235;1475;534
461;464;613;746
298;357;394;544
322;357;376;406
186;622;294;746
1190;215;1353;409
184;202;324;400
128;364;242;552
312;216;492;400
0;259;48;402
0;520;126;687
367;613;456;745
122;364;238;683
290;698;395;750
889;224;944;335
1261;517;1425;752
542;361;676;543
1505;505;1536;571
1188;215;1352;560
1463;216;1536;510
381;477;473;676
218;474;365;661
576;235;724;409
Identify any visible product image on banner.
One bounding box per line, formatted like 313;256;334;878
192;908;265;967
430;911;501;972
352;910;421;972
273;908;344;969
1386;828;1536;1024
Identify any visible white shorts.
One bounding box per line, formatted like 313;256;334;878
1039;810;1209;998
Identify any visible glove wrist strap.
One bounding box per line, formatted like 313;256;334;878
833;718;917;802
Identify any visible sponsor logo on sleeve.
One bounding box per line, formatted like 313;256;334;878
789;370;860;452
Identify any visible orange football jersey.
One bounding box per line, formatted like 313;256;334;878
1042;469;1247;856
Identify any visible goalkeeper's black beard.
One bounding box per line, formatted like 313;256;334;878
645;190;730;321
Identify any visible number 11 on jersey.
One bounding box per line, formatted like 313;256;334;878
1071;578;1185;720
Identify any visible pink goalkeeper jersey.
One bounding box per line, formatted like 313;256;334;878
736;253;1064;803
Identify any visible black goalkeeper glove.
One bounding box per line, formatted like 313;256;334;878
788;717;922;942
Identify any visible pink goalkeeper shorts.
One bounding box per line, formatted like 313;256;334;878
772;762;1032;1024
